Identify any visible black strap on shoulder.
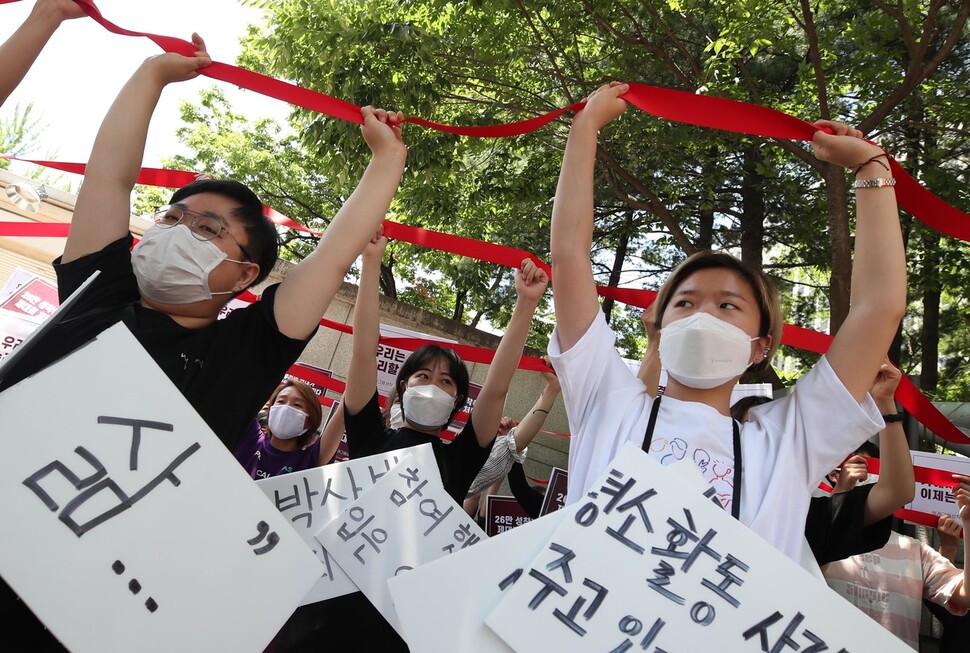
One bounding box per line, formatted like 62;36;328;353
641;394;743;521
730;419;742;520
640;395;663;454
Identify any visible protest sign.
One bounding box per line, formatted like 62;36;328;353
904;450;970;522
316;451;486;636
0;269;59;364
0;267;42;300
0;274;58;324
388;507;573;653
539;466;569;516
485;441;910;652
485;495;533;537
376;323;456;397
0;323;320;653
0;310;35;363
256;444;438;604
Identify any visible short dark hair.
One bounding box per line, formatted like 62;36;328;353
854;440;880;459
653;251;782;373
730;394;773;422
395;344;470;421
170;179;279;287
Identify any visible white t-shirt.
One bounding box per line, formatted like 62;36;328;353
548;312;884;562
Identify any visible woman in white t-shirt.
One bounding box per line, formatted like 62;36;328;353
548;82;906;562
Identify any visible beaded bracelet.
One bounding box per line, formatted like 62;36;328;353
852;153;890;175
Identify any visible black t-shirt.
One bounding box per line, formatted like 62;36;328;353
0;235;312;450
804;484;893;566
344;390;492;504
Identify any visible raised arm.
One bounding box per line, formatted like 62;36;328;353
273;108;405;340
936;515;962;564
511;357;561;453
471;259;548;448
636;303;661;395
0;0;85;107
343;231;386;414
862;360;915;525
550;82;629;351
317;398;346;466
811;122;906;402
63;35;211;263
950;474;970;609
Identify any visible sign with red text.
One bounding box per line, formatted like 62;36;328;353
0;276;59;324
904;450;970;522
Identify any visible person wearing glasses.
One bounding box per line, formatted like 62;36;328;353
0;34;407;455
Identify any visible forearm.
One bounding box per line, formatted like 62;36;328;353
826;166;906;399
343;256;383;413
864;407;915;525
512;384;559;452
312;154;404;278
939;540;959;565
472;295;539;447
317;401;345;466
64;64;165;262
276;153;404;338
549;118;602;348
0;8;62;106
637;340;661;396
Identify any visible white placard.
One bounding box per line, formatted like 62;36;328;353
905;450;970;521
0;310;37;363
316;451;486;636
0;323;321;653
485;442;910;653
388;507;573;653
256;444;438;604
0;266;40;301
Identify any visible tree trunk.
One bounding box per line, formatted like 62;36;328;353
824;166;852;333
601;211;633;324
740;144;765;272
920;229;941;394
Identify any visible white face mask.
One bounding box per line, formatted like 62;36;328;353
401;384;456;431
659;312;759;389
267;403;309;440
131;224;244;304
388;401;406;429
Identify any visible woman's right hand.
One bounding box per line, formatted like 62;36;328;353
811;120;886;170
361;106;406;162
362;225;388;262
142;33;211;86
574;82;629;132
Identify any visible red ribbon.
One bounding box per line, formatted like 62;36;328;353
2;203;967;445
4;0;965;240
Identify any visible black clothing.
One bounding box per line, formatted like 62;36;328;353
345;390;491;505
0;235;311;450
804;484;893;566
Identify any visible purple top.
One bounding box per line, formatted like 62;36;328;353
233;419;322;480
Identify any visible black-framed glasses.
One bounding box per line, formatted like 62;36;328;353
153;205;252;262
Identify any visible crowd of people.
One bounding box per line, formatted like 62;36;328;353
2;2;968;652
